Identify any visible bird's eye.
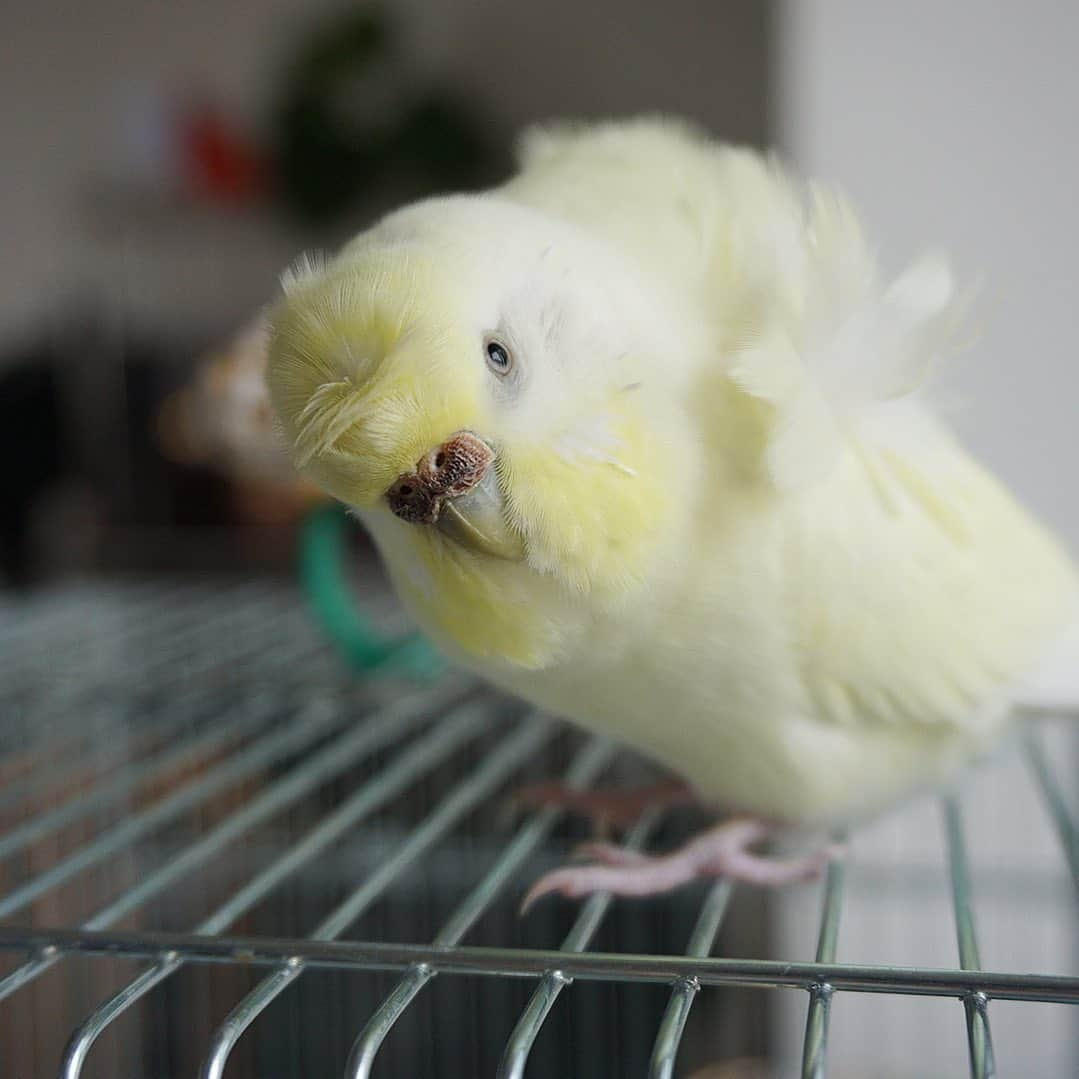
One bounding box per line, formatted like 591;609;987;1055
485;339;512;375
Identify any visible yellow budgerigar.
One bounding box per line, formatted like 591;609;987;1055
265;117;1079;904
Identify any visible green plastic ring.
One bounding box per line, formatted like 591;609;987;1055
298;503;442;678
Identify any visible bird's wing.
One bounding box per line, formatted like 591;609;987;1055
724;177;964;492
710;167;1079;733
781;426;1079;735
506;119;1079;732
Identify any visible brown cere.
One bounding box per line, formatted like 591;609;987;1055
386;431;495;525
418;432;495;498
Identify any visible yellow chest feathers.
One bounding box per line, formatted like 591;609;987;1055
367;517;575;669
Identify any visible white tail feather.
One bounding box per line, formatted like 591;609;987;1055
1016;614;1079;714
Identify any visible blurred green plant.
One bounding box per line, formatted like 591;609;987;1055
269;7;500;225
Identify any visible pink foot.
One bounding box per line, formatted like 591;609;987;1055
509;778;695;834
521;818;841;913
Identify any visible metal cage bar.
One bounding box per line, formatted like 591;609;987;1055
0;582;263;691
497;808;663;1079
344;735;616;1079
943;796;997;1079
0;684;252;817
647;879;735;1079
0;585;1077;1078
3;926;1077;1002
0;689;436;1008
0;693;356;1004
1023;729;1079;894
0;625;333;832
0;690;288;861
800;843;847;1079
200;715;556;1079
0;693;345;921
59;684;485;1078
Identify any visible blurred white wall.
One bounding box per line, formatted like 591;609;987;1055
775;5;1079;1075
777;0;1079;549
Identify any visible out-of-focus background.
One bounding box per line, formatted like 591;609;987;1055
1;0;766;583
0;2;1076;1077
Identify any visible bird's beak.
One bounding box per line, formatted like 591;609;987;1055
436;466;526;561
386;432;526;562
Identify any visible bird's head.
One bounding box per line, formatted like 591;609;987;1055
266;196;698;663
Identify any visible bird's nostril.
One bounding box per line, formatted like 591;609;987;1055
387;473;441;524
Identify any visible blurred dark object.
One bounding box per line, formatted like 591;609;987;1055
0;359;67;585
689;1060;773;1079
269;7;501;224
0;324;313;586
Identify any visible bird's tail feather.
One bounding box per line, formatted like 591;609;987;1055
1016;614;1079;715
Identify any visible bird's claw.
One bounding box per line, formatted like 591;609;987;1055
521;818;841;912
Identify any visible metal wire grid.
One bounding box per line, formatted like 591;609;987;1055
0;581;1075;1078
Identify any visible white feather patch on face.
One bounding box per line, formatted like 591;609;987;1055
472;255;646;453
552;409;637;476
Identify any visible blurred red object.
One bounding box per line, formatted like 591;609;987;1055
179;101;265;205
